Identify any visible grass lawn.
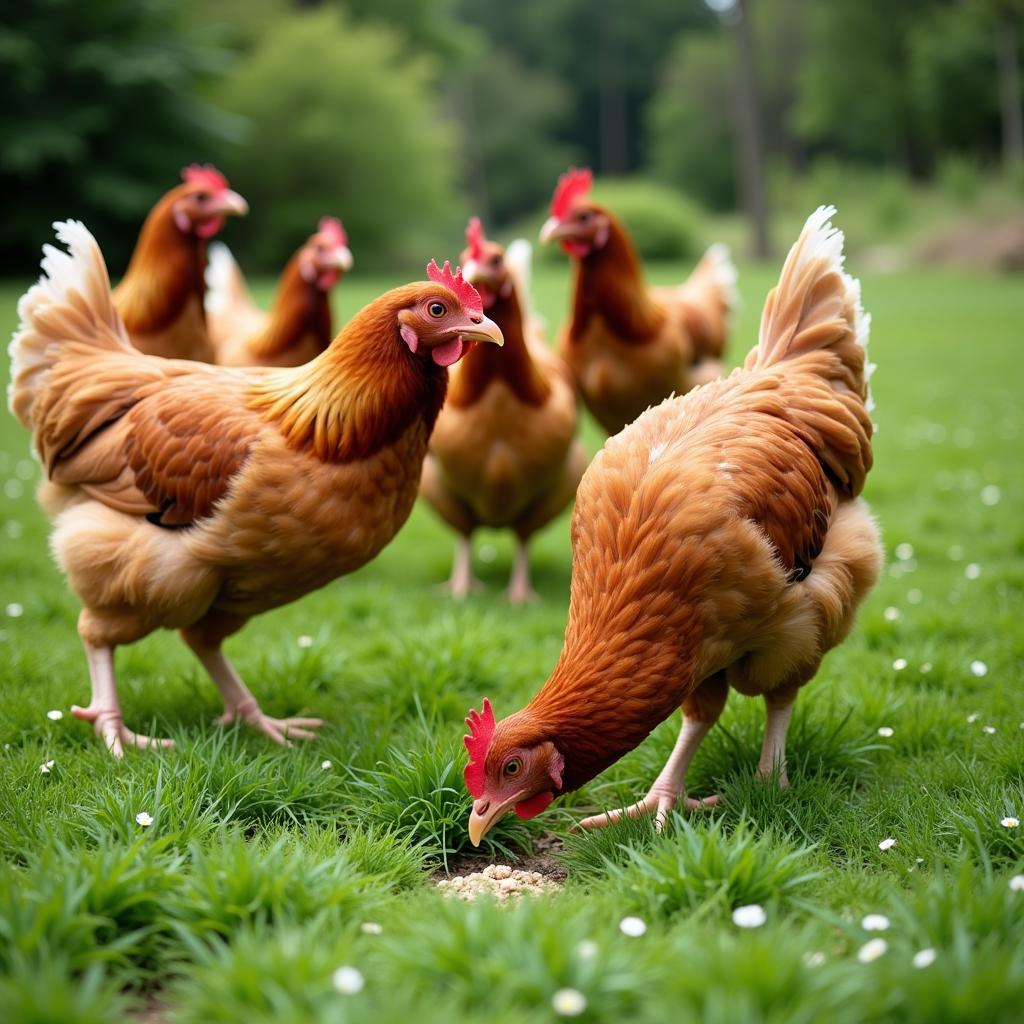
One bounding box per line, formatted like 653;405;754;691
0;254;1022;1022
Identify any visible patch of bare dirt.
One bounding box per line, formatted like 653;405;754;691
917;216;1024;271
432;835;567;898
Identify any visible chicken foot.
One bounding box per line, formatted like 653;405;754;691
505;539;538;605
184;637;323;747
72;641;176;757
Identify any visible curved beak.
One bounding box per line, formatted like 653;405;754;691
332;245;354;272
539;216;564;244
467;790;527;847
216;190;249;217
458;314;503;347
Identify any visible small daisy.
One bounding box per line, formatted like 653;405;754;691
907;589;923;605
861;914;890;932
857;938;888;963
6;603;24;618
1009;875;1024;892
731;904;767;929
803;951;826;968
619;916;647;937
920;662;933;673
46;709;63;721
964;563;981;580
332;966;364;995
895;543;914;561
878;838;897;851
135;812;153;827
884;607;901;622
892;658;908;671
321;760;333;770
969;660;988;677
360;922;383;936
1000;817;1019;829
967;712;981;724
39;759;55;774
912;948;937;969
980;485;1002;506
877;727;894;738
576;940;599;959
983;726;997;735
297;635;314;648
551;988;588;1017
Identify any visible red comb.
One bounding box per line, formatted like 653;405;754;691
465;216;487;261
463;697;496;798
550;166;593;219
182;164;229;192
426;259;483;316
318;216;348;248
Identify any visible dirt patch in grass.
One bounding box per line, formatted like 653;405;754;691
433;835;567;898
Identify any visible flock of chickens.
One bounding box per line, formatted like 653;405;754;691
8;163;880;840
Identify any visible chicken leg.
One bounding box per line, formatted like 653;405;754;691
72;641;176;757
446;536;484;599
755;688;798;789
577;673;727;831
505;539;538;605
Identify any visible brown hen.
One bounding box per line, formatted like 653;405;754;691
9;222;502;756
463;206;882;844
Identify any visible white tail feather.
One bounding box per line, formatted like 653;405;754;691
205;241;239;315
703;242;739;315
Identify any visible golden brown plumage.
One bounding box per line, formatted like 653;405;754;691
112;166;248;362
420;222;586;602
207;218;353;367
540;168;737;435
463;206;882;844
9;223;502;755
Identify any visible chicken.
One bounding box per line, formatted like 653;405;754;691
420;217;586;603
462;206;881;844
207;217;354;367
9;222;502;756
113;165;248;362
540;167;737;435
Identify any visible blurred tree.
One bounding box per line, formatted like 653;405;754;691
0;0;232;274
214;7;461;270
447;51;578;227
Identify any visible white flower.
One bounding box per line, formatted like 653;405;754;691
732;904;767;928
135;812;153;827
478;544;497;564
861;914;890;932
921;662;933;673
1009;875;1024;892
969;660;988;677
980;485;1001;506
964;563;981;580
895;543;915;561
332;966;364;995
878;727;894;738
907;589;923;605
321;760;333;770
46;709;63;721
967;713;981;724
1000;817;1020;829
297;635;314;648
576;940;599;959
878;838;897;851
884;607;901;622
551;988;588;1017
619;916;647;937
983;726;997;735
912;948;937;969
892;658;908;671
360;922;383;935
6;603;23;618
803;951;826;968
39;760;55;774
857;938;888;963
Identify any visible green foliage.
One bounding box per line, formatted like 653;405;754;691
0;0;233;273
0;961;133;1024
213;7;461;271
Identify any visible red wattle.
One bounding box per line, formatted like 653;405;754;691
317;269;340;291
431;335;465;367
196;216;225;239
514;791;554;820
561;239;591;259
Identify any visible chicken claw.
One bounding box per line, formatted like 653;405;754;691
71;704;175;759
216;698;323;747
576;788;719;833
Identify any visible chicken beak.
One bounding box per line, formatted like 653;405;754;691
216;190;249;217
539;216;563;244
467;791;526;847
458;314;503;347
333;245;354;272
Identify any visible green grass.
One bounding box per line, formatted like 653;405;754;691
1;254;1022;1022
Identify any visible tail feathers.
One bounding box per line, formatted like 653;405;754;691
9;221;133;431
677;242;738;361
204;241;252;316
751;205;873;411
504;238;534;321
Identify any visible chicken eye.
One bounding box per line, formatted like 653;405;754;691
577;210;591;222
428;301;446;318
504;759;521;777
195;192;210;202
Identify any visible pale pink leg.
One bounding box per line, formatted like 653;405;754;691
505;539;538;605
185;640;323;747
755;692;796;789
445;536;483;599
71;641;175;758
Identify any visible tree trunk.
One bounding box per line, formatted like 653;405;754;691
997;15;1024;167
732;0;771;259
